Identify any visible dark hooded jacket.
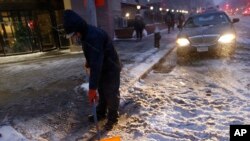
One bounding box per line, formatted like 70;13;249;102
63;10;121;90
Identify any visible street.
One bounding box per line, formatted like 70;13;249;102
0;15;249;141
106;16;250;140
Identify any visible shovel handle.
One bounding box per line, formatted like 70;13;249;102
93;100;101;140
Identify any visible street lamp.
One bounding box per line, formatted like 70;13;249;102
172;9;174;12
137;5;141;10
150;6;154;23
125;13;130;19
159;8;163;22
166;9;169;12
150;6;154;10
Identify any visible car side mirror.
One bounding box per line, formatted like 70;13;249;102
232;18;240;23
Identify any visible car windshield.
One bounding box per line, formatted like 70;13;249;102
184;13;230;28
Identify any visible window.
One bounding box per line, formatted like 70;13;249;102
184;13;230;28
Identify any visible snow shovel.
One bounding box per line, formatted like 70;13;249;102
92;100;121;141
92;100;101;140
100;136;121;141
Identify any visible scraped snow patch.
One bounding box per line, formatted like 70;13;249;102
0;126;27;141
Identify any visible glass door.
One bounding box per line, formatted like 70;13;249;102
55;10;70;48
0;11;33;54
0;23;5;55
37;11;55;50
1;14;17;54
11;11;33;53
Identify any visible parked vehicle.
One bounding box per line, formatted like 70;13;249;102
176;10;239;57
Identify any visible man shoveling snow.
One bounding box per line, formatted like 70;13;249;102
63;10;122;131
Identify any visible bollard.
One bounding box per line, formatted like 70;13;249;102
154;28;161;48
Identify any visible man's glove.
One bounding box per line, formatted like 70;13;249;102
88;89;98;104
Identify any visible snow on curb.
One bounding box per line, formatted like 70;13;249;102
119;43;175;108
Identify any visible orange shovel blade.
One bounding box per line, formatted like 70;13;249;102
100;136;121;141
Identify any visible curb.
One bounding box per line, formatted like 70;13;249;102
119;43;175;108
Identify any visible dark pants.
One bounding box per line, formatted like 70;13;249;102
135;29;143;40
97;70;120;122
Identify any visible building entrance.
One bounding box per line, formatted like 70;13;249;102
0;0;69;56
37;11;55;51
0;11;39;55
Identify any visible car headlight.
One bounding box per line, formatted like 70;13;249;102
218;34;235;44
176;38;190;47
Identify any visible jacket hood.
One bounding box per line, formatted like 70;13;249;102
63;10;87;35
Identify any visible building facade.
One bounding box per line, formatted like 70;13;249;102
0;0;189;56
0;0;70;56
0;0;124;56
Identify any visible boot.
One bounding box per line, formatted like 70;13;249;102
104;120;118;131
88;114;106;123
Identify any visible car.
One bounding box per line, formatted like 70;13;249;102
242;8;250;16
176;10;239;57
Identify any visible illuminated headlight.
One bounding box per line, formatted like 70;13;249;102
176;38;190;47
218;34;235;44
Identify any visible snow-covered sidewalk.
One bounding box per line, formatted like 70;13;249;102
0;29;178;140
